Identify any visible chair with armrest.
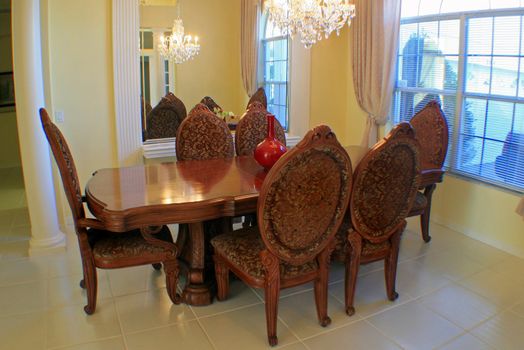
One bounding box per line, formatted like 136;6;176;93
344;122;420;316
407;100;449;242
247;87;268;109
146;92;187;140
211;125;352;346
40;108;181;314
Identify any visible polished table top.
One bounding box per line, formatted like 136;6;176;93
85;156;267;232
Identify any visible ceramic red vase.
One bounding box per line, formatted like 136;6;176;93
254;114;287;170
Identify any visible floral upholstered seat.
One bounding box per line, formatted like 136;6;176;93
212;227;318;282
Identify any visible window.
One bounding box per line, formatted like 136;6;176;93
392;2;524;192
139;29;175;141
260;17;290;130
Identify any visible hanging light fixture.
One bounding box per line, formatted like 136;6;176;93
158;2;200;64
264;0;356;48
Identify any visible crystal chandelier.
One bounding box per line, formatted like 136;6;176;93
265;0;356;48
158;19;200;64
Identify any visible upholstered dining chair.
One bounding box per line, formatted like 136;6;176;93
40;108;181;314
146;92;187;139
211;125;352;346
200;96;223;113
344;122;420;316
235;101;286;156
407;100;449;242
247;87;268;109
176;103;234;160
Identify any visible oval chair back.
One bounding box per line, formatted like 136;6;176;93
350;122;421;244
258;125;352;265
176;103;234;161
235;101;286;156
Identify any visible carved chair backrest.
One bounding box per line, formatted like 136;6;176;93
235;102;286;156
350;122;420;244
200;96;222;113
176;103;235;161
247;87;268;109
40;108;86;224
257;125;352;265
146;92;187;139
409;100;449;172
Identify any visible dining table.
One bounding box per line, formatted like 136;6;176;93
85;145;367;306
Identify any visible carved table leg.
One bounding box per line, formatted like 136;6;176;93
179;222;214;306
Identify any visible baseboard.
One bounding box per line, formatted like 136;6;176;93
432;214;524;259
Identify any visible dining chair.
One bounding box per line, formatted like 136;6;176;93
146;92;187;139
200;96;223;113
40;108;181;314
235;101;286;156
344;122;420;316
211;125;352;346
176;103;234;160
407;100;449;242
247;87;268;109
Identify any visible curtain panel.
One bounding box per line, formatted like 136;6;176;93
351;0;402;147
241;0;261;97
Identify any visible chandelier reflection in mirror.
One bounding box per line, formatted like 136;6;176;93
265;0;356;48
158;16;200;64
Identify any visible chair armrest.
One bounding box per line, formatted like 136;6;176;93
77;218;106;230
419;169;445;187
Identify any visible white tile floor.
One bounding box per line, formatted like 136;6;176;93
1;169;524;349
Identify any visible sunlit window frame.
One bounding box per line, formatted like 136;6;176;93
259;15;291;131
394;7;524;193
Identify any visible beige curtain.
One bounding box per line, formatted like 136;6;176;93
241;0;261;97
517;198;524;219
351;0;402;148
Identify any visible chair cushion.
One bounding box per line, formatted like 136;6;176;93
362;239;391;256
88;226;175;267
211;227;318;281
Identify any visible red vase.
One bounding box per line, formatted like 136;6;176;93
254;114;287;170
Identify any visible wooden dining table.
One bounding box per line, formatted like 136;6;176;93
85;146;367;306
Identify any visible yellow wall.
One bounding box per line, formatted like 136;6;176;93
432;176;524;256
46;0;118;190
172;0;244;115
309;27;367;146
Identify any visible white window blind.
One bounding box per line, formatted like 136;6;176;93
261;17;290;130
393;4;524;193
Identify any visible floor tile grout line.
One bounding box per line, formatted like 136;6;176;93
194;314;220;350
194;299;265;320
45;335;124;350
113;297;131;350
363;318;407;350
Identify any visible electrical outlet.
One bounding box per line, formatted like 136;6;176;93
55;111;64;123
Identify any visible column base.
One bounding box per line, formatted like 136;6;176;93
29;230;66;256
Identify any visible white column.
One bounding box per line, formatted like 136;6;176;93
11;0;66;255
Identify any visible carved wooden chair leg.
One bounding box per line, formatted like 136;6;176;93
164;259;181;304
82;259;98;315
214;255;230;301
314;244;333;327
345;230;362;316
152;263;162;270
261;250;280;346
385;228;403;301
420;184;437;243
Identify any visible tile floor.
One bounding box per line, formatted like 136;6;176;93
1;169;524;349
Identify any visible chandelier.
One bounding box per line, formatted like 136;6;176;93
265;0;356;48
158;19;200;64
